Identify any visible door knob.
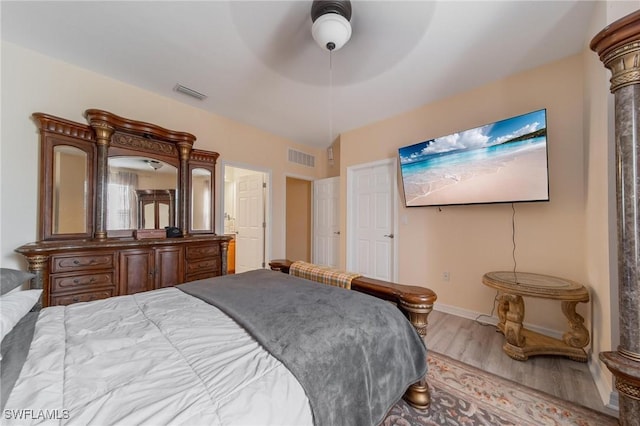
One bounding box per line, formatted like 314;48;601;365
384;234;394;238
333;231;341;235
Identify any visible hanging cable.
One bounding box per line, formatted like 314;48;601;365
474;291;501;326
475;203;519;326
511;202;518;284
328;49;334;146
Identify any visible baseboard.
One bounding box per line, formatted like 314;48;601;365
433;302;563;340
434;303;621;413
589;358;620;411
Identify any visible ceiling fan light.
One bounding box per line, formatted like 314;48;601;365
312;13;352;51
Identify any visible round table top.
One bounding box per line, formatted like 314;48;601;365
482;271;589;301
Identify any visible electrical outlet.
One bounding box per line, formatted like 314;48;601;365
442;271;450;282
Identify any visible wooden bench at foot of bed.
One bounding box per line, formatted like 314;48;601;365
269;259;437;410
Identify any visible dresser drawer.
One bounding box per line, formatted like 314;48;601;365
185;244;219;260
51;252;115;273
51;272;114;292
186;258;220;274
50;288;115;306
185;270;219;283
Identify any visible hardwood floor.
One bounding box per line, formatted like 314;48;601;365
425;310;619;418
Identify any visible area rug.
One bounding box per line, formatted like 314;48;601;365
383;351;618;426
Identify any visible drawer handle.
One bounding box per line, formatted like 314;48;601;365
72;277;96;285
72;296;79;302
73;260;80;265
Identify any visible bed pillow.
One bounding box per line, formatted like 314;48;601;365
0;290;42;343
0;269;35;295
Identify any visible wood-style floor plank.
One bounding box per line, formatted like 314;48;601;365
425;310;618;417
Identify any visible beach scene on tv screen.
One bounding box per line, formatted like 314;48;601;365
399;109;549;207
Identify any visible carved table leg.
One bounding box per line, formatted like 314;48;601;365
496;293;509;335
500;293;528;360
561;301;590;361
561;301;590;348
502;294;526;347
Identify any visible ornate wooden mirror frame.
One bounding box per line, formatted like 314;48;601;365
33;109;219;241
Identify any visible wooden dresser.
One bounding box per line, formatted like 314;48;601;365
17;235;229;307
18;109;231;307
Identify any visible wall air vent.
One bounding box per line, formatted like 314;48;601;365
174;84;208;101
288;148;315;168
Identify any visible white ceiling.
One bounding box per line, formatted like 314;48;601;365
1;1;598;149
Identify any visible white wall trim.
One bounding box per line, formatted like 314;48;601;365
434;302;564;342
588;355;619;412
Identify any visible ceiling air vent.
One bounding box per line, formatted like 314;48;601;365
174;84;207;101
288;148;315;168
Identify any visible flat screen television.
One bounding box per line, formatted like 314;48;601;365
398;109;549;207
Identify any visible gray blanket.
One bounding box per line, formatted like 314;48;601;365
178;269;427;426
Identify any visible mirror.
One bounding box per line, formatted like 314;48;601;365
36;111;220;240
53;145;88;234
191;168;212;231
107;156;178;231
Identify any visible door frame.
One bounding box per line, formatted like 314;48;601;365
220;160;272;268
346;158;399;282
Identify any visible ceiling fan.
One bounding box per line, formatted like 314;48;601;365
310;0;353;52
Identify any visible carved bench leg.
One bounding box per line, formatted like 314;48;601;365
399;300;433;410
404;378;430;409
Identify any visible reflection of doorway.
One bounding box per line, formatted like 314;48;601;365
222;164;269;273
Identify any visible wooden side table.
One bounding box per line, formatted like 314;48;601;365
482;271;590;362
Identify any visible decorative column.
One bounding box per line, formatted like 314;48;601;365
591;10;640;424
177;141;193;236
88;122;114;240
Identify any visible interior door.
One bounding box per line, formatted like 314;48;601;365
347;160;396;281
235;173;265;273
313;177;340;268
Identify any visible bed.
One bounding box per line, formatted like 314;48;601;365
1;262;436;425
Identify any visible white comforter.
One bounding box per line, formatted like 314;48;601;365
4;288;313;425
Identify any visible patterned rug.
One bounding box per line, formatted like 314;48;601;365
383;351;618;426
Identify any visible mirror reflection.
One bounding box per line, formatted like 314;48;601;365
53;145;88;234
191;168;212;231
137;189;176;229
107;156;177;230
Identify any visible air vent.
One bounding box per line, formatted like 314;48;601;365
174;84;208;100
288;148;315;168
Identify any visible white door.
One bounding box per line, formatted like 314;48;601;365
347;160;396;281
235;173;265;273
313;177;339;268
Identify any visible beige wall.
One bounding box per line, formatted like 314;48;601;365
0;41;324;268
